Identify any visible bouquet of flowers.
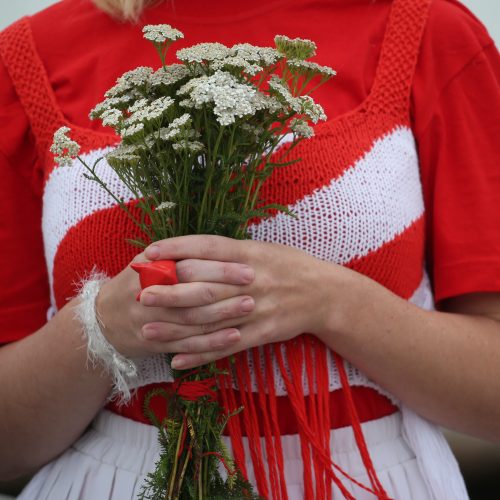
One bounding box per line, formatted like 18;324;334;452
52;24;334;500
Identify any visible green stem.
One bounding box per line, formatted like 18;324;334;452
174;441;193;500
197;124;224;233
167;419;184;500
198;457;203;500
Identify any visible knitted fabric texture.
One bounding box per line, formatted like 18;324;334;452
0;0;438;498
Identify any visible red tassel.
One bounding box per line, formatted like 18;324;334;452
235;351;270;498
285;339;315;499
315;340;333;499
264;344;289;500
216;359;248;480
304;336;325;499
333;352;392;500
252;347;281;500
274;342;360;500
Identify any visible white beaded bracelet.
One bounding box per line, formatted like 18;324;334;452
75;272;138;402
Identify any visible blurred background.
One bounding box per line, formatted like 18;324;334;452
0;0;499;499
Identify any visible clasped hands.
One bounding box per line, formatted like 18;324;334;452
97;235;343;370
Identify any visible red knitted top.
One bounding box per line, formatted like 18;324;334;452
0;0;499;498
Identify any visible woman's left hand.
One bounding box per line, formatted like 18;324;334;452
143;235;340;369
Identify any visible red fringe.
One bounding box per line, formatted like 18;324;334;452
217;338;392;499
235;351;270;498
285;339;314;499
315;338;333;499
304;336;325;499
216;358;247;479
333;352;392;499
253;347;281;500
274;341;358;499
263;344;289;500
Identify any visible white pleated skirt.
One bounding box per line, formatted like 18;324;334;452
17;409;455;500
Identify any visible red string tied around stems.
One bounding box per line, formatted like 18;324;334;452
173;377;218;402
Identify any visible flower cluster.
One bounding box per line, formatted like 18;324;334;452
287;59;337;79
275;35;317;60
50;126;80;166
178;71;261;125
142;24;183;44
149;64;191;87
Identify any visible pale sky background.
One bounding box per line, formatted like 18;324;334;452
0;0;499;44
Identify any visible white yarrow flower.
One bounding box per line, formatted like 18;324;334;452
156;201;177;211
122;67;154;86
128;98;149;113
143;24;184;44
177;42;231;63
230;44;281;66
300;96;327;123
212;56;262;76
172;140;204;153
120;122;145;138
50;126;80;166
178;71;258;126
149;64;190;87
268;76;302;113
101;108;123;127
106;144;141;163
287;59;337;78
290;118;315;138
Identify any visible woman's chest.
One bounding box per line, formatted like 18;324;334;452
42;117;426;310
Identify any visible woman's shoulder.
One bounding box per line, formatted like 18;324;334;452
425;0;494;60
412;0;497;129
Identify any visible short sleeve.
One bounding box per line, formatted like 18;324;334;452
415;28;500;304
0;56;50;343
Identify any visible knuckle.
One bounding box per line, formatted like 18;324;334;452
200;322;217;335
202;286;218;305
180;337;197;353
259;327;273;345
259;273;273;294
179;308;196;325
217;306;233;320
176;261;193;282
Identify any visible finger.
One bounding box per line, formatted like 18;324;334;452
149;295;255;326
144;235;248;263
150;328;241;355
170;343;242;370
140;282;246;308
141;317;245;341
175;259;255;285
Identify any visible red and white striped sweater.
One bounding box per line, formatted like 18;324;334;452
0;0;498;498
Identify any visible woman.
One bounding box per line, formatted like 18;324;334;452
0;0;499;498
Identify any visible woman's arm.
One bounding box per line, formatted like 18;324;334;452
142;235;500;442
0;298;111;480
0;252;252;480
316;267;500;441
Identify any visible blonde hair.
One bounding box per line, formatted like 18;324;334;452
92;0;159;21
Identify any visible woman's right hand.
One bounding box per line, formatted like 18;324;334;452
95;253;256;359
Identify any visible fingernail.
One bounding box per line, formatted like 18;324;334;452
241;266;255;283
227;329;241;341
171;358;186;369
142;325;157;339
145;245;160;259
241;297;255;312
141;293;156;306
